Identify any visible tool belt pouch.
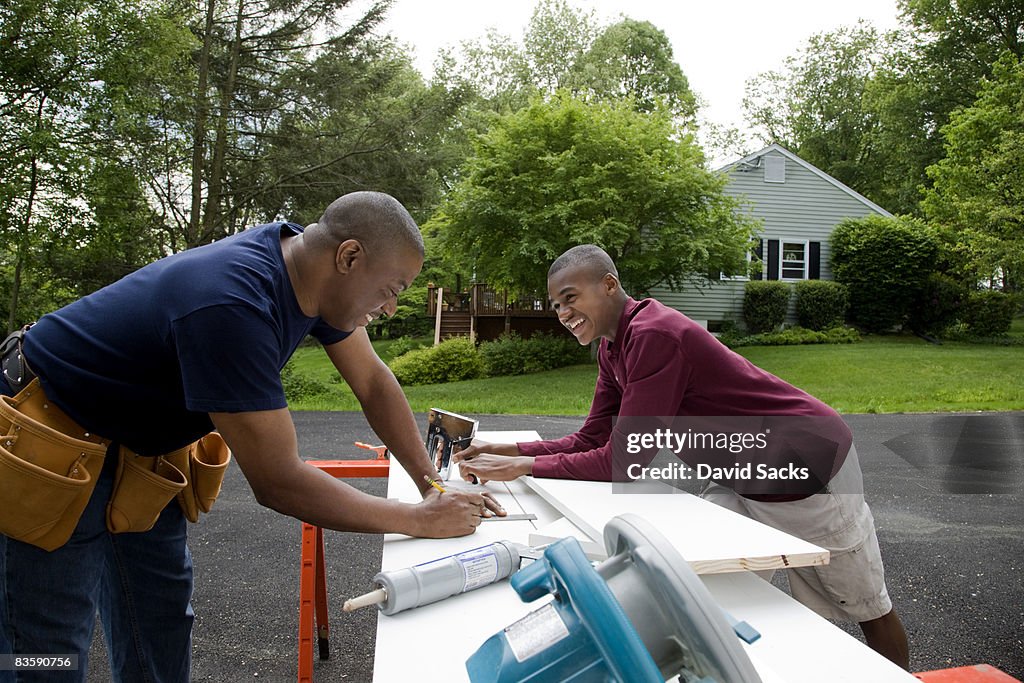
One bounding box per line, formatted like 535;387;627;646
106;449;187;533
0;380;108;550
163;433;231;523
187;432;230;519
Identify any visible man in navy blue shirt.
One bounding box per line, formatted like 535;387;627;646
0;191;497;682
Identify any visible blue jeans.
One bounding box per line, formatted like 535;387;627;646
0;447;194;682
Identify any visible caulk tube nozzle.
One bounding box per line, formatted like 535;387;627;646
342;587;387;612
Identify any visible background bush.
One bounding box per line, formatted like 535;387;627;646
720;325;860;348
386;335;429;359
389;337;484;386
961;290;1018;337
281;361;331;401
479;332;589;377
831;215;939;332
794;280;849;331
743;281;791;333
908;273;966;336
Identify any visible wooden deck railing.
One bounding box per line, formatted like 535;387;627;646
427;284;550;318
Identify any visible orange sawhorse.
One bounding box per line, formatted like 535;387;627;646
914;665;1021;682
297;447;390;683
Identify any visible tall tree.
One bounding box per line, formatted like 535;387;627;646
0;0;190;328
439;1;696;120
572;18;697;122
922;53;1024;291
426;93;757;298
743;23;902;209
155;0;395;249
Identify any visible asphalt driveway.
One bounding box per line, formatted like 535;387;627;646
84;411;1023;682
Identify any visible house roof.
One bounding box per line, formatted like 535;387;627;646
717;143;893;218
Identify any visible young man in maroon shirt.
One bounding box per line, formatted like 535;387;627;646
457;244;909;669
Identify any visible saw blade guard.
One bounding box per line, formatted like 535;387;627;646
466;513;762;683
601;513;762;683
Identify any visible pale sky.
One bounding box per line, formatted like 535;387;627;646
371;0;903;161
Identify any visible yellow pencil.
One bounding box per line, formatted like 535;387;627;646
423;475;447;493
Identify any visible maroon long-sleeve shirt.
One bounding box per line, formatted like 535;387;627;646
520;297;851;492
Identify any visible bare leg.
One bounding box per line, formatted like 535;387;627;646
860;609;910;670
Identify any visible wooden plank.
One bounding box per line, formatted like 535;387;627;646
521;476;829;575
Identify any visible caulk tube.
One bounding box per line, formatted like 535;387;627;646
375;541;524;615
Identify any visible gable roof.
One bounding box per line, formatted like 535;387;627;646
718;143;893;218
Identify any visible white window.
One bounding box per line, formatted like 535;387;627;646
781;241;808;280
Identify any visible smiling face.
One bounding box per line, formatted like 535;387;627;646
547;265;626;345
319;240;422;332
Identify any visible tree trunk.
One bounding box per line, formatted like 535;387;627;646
198;0;245;247
7;95;45;333
188;0;217;249
8;155;39;333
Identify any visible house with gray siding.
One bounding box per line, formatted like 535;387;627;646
650;143;892;330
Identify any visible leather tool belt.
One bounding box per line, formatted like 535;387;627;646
0;378;230;551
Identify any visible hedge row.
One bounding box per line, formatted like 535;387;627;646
389;332;590;386
743;280;849;333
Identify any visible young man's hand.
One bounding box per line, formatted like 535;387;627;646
458;454;534;485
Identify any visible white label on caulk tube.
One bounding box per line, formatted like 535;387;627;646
456;547;500;591
504;603;570;663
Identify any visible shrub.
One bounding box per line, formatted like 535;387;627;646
521;332;590;373
478;332;528;376
794;280;849;331
907;273;965;336
389;337;484;386
479;332;589;377
743;281;790;333
831;215;940;332
961;290;1018;337
386;335;428;360
721;326;861;348
281;361;331;401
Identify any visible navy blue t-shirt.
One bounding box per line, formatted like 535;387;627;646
23;222;349;455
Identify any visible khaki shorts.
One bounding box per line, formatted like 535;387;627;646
701;444;893;623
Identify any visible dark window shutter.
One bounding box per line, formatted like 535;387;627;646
767;240;779;280
809;242;821;279
752;240;764;280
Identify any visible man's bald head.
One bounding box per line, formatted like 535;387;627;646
308;191;423;258
548;244;618;284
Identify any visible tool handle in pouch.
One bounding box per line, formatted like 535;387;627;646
106;449;187;533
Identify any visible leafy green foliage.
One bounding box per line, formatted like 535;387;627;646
389;337;485;386
794;280;849;331
426;92;757;297
478;332;590;377
907;273;966;336
830;215;940;331
745;23;896;207
961;290;1019;337
281;360;331;402
384;336;430;360
743;281;791;333
721;326;861;349
922;53;1024;291
440;1;695;119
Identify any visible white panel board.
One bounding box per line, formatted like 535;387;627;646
521;476;828;575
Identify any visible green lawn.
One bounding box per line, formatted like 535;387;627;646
286;325;1024;414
